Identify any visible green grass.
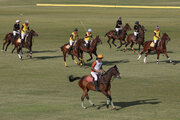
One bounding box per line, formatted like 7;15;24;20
0;0;180;120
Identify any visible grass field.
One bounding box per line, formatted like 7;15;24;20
0;0;180;120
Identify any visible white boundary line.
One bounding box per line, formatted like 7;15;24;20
36;4;180;9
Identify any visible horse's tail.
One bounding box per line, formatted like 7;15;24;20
60;45;64;51
104;32;108;37
69;75;81;82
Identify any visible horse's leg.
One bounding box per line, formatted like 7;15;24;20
107;90;116;109
11;46;16;54
107;37;112;48
130;42;136;53
144;49;151;63
63;50;68;67
138;44;140;53
2;40;8;51
85;89;95;106
101;90;113;109
163;51;172;63
71;55;78;65
137;47;148;61
117;39;122;48
87;53;93;62
112;38;117;47
5;41;11;51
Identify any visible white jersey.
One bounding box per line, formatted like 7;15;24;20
92;60;103;72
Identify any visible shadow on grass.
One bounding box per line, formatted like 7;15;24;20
97;98;161;110
31;50;58;53
33;55;62;60
83;59;129;68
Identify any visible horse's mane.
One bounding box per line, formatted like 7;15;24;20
102;66;114;76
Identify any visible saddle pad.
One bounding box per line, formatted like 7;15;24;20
150;42;154;47
17;38;21;43
17;36;28;43
86;75;93;82
65;45;70;49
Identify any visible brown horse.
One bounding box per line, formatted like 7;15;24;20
61;40;84;67
137;33;175;64
78;36;102;62
125;26;147;53
105;23;131;48
69;65;121;109
2;33;17;52
2;30;38;57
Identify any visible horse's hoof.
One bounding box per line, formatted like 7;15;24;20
92;104;95;107
1;50;4;52
173;62;176;65
112;107;117;110
82;107;87;109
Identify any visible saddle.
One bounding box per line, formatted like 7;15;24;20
65;43;76;49
17;36;28;43
150;41;159;47
85;74;101;83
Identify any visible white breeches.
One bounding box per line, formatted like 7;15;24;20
69;40;75;46
134;32;138;36
115;28;120;32
91;72;98;81
21;32;27;39
85;40;89;44
13;31;20;36
154;40;158;43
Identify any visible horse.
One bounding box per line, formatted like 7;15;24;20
61;39;84;67
69;65;121;109
137;33;175;64
2;33;16;52
105;23;131;48
125;26;147;53
2;30;38;57
78;36;102;62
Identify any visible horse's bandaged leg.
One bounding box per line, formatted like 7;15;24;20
168;58;172;63
144;57;147;63
81;101;86;109
88;99;94;106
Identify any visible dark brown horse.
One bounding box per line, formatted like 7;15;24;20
78;36;102;62
61;40;84;67
125;26;147;53
2;30;38;57
105;23;131;48
69;65;121;109
137;33;174;64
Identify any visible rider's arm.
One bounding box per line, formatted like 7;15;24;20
21;25;24;31
101;66;105;73
70;34;73;40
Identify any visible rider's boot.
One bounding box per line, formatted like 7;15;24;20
154;43;157;53
94;81;100;91
68;46;73;54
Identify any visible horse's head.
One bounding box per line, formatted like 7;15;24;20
30;29;38;37
162;33;171;42
112;65;121;79
140;26;147;33
124;23;132;31
94;35;102;45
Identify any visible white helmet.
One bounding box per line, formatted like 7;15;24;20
25;20;29;23
16;20;20;23
88;29;92;32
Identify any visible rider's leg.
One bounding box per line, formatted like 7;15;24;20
85;40;89;52
154;40;158;52
68;41;74;54
91;72;99;91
